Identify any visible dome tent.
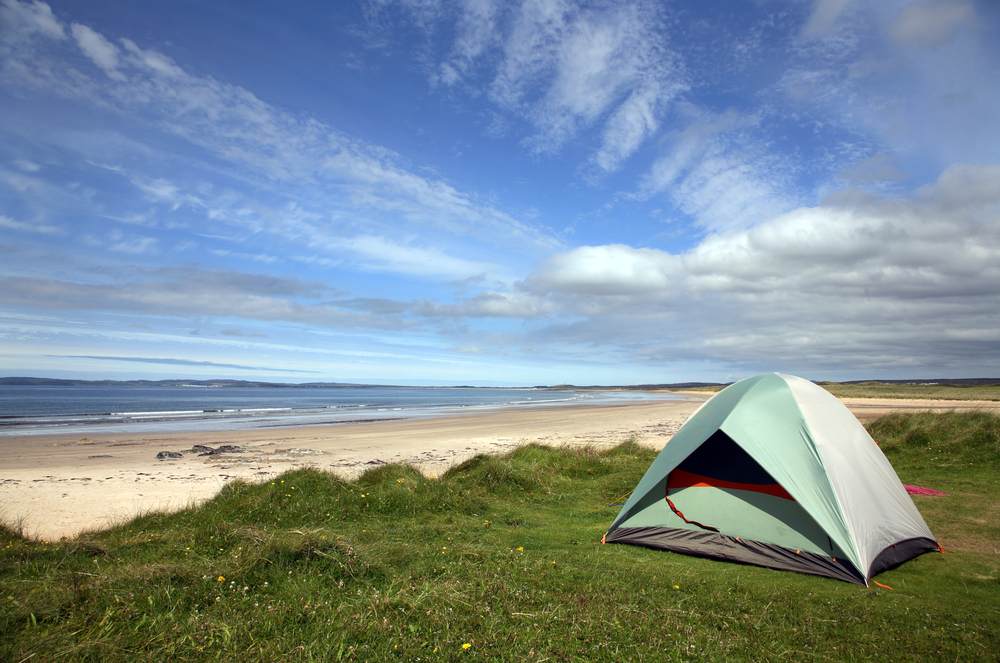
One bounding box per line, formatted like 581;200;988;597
605;373;938;584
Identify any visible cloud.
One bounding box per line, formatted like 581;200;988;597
0;214;62;235
0;0;64;41
800;0;854;40
108;235;158;255
838;153;905;186
890;0;974;47
518;164;1000;373
0;265;412;331
530;244;677;296
70;22;124;80
780;0;1000;169
436;0;501;86
0;0;558;283
331;235;497;280
419;291;552;317
501;2;682;162
210;248;279;264
637;108;797;231
394;0;683;171
49;354;318;373
592;83;681;174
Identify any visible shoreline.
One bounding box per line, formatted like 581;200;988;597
0;389;678;437
3;395;998;541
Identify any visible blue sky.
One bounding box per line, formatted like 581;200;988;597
0;0;998;385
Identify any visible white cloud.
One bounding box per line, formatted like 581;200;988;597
781;0;1000;169
800;0;854;40
0;0;559;283
436;0;500;86
400;0;683;170
530;244;677;295
120;37;185;78
70;22;124;80
592;83;680;174
0;214;61;235
520;165;1000;372
638;109;797;231
0;0;64;41
491;0;572;108
333;235;496;280
102;230;158;255
210;248;278;264
507;2;681;161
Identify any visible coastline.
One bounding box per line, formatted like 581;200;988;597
3;395;998;540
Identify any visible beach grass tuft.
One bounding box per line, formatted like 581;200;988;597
1;413;997;660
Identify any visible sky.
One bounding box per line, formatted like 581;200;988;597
0;0;998;385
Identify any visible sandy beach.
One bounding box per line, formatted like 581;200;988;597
2;395;998;540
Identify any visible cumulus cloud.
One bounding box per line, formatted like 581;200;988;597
520;165;1000;373
530;245;677;296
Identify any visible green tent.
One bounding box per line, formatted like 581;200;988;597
606;373;938;584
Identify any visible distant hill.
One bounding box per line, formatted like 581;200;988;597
2;376;999;389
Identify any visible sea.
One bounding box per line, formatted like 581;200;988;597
0;384;680;436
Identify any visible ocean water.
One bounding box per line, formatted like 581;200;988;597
0;385;678;436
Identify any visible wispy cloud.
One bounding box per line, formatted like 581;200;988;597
636;108;798;231
49;354;319;373
0;0;559;282
391;0;685;172
70;22;124;80
0;214;62;235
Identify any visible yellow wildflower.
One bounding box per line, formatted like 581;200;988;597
217;575;225;583
515;546;524;553
461;643;472;651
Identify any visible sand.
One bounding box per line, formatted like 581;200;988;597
2;395;997;540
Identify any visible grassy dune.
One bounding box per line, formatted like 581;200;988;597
2;412;998;661
674;382;1000;400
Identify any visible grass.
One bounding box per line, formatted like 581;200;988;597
673;382;1000;400
1;413;998;661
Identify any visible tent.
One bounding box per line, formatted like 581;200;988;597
605;373;938;584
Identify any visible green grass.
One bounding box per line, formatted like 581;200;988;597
822;382;1000;401
674;382;1000;400
2;414;998;661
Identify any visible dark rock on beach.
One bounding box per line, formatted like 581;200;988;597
191;444;244;456
156;451;182;460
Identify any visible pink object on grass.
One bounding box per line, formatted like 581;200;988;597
904;484;946;496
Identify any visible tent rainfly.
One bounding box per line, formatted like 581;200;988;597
605;373;939;584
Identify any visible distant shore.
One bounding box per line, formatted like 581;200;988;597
2;395;999;540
